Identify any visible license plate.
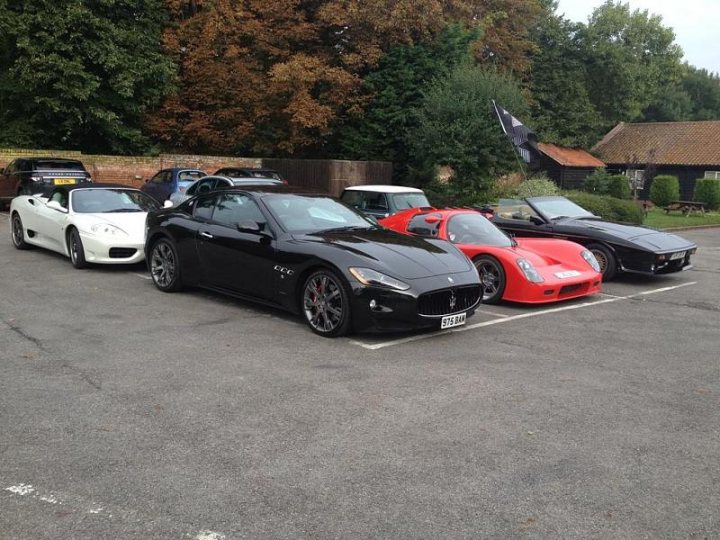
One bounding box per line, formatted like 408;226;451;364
669;251;686;260
441;312;466;329
54;178;77;185
554;270;581;279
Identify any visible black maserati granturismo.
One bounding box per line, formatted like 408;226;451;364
145;187;481;337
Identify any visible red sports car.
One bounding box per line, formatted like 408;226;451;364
380;208;603;304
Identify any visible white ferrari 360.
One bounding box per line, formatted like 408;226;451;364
9;184;160;268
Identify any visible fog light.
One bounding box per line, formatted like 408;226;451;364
369;299;377;309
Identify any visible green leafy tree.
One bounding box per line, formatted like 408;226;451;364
527;1;602;147
409;65;528;203
683;67;720;120
337;24;479;179
0;0;175;153
576;1;684;131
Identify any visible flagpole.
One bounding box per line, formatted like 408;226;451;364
492;99;530;181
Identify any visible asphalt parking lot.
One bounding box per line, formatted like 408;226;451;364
1;211;719;539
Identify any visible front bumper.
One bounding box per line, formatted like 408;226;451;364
348;271;482;333
504;270;602;304
79;233;146;264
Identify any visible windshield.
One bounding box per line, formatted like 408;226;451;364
531;198;595;219
447;213;513;247
35;160;86;171
392;192;430;210
264;195;375;233
72;189;160;213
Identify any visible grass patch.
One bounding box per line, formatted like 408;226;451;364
643;207;720;229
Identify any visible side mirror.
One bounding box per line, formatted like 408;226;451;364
529;216;544;226
163;200;173;208
46;200;68;213
237;220;261;233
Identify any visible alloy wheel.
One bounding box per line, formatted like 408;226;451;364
11;216;23;247
303;274;344;333
151;241;176;288
477;261;500;300
591;249;608;274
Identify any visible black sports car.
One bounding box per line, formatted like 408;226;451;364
488;196;697;280
145;187;481;337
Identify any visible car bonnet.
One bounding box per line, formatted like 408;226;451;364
299;229;473;279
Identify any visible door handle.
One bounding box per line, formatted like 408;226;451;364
199;231;213;239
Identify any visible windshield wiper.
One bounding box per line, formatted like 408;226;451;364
105;208;143;213
550;215;571;221
320;225;374;233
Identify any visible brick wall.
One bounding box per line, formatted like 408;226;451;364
0;148;393;194
0;148;261;188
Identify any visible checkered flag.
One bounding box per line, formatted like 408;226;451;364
492;101;539;165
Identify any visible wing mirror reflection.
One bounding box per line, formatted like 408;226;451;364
236;220;262;233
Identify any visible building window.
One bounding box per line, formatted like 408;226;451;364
704;171;720;179
626;169;645;190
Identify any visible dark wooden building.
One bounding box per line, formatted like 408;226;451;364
593;121;720;200
537;143;605;189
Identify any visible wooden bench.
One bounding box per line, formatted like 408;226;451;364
664;200;705;215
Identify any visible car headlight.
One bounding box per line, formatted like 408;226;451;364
516;258;544;283
581;250;601;272
90;223;128;237
349;267;410;291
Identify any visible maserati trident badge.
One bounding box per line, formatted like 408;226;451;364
449;290;457;310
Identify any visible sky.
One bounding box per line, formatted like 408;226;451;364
555;0;720;74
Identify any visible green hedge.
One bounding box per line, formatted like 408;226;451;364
583;168;631;199
694;178;720;210
649;175;680;207
564;191;644;224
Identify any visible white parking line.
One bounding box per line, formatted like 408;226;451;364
475;309;510;318
350;281;697;350
133;273;152;280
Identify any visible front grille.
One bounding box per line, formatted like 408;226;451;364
418;285;481;317
559;283;586;295
109;248;137;258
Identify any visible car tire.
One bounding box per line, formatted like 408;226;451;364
301;269;352;337
587;243;617;281
473;255;506;305
11;213;31;250
67;228;88;269
149;238;183;292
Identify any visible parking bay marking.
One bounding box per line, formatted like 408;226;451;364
349;281;697;350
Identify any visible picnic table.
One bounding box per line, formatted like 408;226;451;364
664;200;705;215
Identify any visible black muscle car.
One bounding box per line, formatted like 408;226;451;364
145;187;481;337
487;196;697;280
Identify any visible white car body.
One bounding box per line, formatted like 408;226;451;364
9;186;154;265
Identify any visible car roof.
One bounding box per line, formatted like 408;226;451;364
59;183;141;192
212;185;323;197
343;185;424;194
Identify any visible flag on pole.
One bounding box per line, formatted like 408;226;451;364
492;101;540;165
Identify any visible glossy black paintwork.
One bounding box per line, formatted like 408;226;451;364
145;188;481;332
491;196;697;275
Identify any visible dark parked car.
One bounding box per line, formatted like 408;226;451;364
168;175;284;206
145;187;481;337
340;185;431;219
140;167;206;203
214;167;287;184
488;196;697;280
0;157;91;204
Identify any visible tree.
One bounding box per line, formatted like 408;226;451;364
409;66;529;203
527;1;602;147
682;66;720;120
337;24;479;177
576;1;684;131
0;0;175;153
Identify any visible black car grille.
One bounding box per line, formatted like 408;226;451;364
109;248;137;258
559;283;586;295
418;285;481;317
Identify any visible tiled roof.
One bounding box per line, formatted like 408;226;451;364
538;143;605;167
593;121;720;166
